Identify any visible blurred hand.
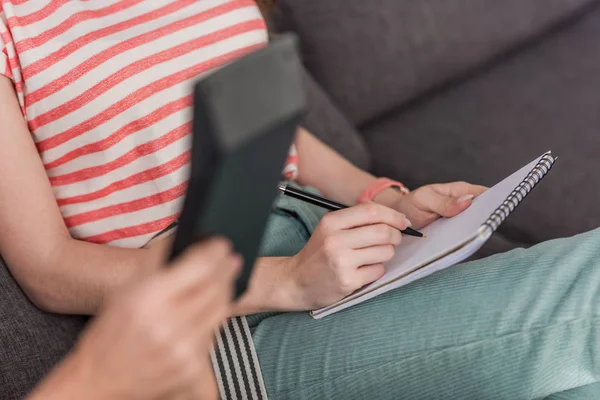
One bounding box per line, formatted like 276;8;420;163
35;239;240;400
389;182;487;229
285;202;410;309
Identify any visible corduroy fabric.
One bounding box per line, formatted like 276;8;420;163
253;197;599;399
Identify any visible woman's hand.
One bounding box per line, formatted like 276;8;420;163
379;182;487;229
29;238;240;400
285;203;410;309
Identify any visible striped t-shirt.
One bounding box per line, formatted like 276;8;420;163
0;0;298;248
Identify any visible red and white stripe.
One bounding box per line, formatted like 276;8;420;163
0;0;297;248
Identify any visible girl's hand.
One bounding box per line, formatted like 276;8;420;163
384;182;487;229
286;203;410;309
32;239;241;400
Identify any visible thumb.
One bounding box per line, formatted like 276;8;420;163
428;192;475;218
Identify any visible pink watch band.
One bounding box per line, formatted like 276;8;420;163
357;178;409;203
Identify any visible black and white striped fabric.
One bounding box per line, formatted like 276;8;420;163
211;316;268;400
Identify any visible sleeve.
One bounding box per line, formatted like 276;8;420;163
0;12;13;80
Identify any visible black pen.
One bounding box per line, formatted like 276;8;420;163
278;183;426;238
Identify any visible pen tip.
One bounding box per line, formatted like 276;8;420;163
422;234;427;238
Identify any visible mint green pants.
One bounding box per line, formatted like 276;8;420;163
250;196;600;400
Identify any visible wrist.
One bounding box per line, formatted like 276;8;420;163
373;187;404;209
232;257;307;315
257;255;311;312
276;255;312;311
357;177;408;206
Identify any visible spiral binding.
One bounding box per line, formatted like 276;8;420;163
482;152;555;233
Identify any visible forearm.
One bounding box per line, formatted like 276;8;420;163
9;236;163;315
0;78;165;316
295;128;374;204
295;128;402;207
231;256;302;315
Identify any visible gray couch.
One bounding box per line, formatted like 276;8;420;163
3;1;600;398
273;0;600;256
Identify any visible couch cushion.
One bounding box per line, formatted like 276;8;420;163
300;67;371;169
362;5;600;245
0;258;87;400
273;0;598;126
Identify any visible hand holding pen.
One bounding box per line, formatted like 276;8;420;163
278;183;425;238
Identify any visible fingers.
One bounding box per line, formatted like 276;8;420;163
161;238;240;298
191;282;233;330
415;190;459;218
165;279;231;358
351;244;396;267
152;238;240;342
422;182;487;218
319;202;410;232
355;264;386;287
338;223;402;249
447;194;476;216
178;260;239;330
183;357;219;400
430;181;487;198
169;355;219;400
179;269;232;317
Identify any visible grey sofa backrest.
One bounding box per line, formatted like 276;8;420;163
273;0;597;126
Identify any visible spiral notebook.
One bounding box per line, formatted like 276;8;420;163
311;152;556;319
